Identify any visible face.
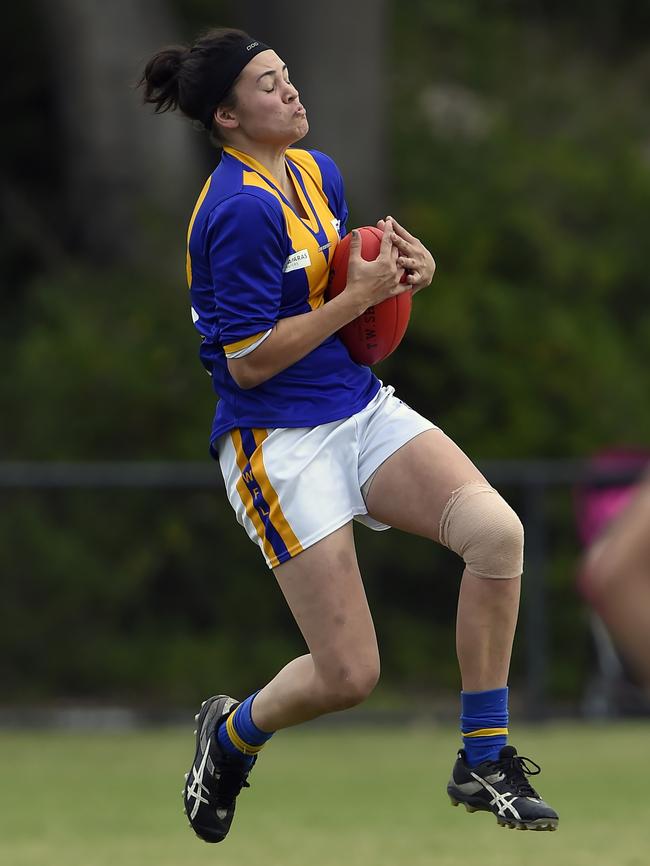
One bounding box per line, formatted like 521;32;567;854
216;50;308;146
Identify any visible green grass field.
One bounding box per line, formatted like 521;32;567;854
1;722;648;866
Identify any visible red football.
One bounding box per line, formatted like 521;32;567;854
327;226;412;366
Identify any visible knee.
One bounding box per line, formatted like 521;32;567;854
316;658;380;712
439;481;524;579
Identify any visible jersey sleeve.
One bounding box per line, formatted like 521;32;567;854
207;194;286;357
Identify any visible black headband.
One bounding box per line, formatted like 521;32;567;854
201;37;271;130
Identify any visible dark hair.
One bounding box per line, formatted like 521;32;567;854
138;27;253;142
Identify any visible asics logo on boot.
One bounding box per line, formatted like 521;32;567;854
470;771;522;820
187;744;211;819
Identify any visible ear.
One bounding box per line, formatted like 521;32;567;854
214;105;239;130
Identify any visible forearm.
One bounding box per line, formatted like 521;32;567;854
228;292;362;389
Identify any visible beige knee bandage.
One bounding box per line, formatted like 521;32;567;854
439;481;524;579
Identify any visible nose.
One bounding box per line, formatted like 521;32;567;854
284;81;299;102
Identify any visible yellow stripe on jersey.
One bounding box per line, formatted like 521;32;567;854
223;331;268;355
463;728;510;738
285;155;319;228
242;171;324;312
250;429;303;558
286;151;341;309
186;176;213;288
230;429;277;565
286;149;325;210
224;146;340;313
286;150;338;246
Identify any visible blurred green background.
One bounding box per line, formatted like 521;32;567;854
2;0;650;709
3;723;648;866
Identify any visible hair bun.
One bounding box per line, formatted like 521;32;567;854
139;45;187;114
139;27;257;128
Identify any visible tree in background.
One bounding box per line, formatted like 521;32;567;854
3;0;650;704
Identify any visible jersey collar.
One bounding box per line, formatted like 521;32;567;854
223;146;323;237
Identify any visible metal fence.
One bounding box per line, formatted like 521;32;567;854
1;459;644;719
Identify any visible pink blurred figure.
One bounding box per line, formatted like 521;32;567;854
577;449;650;692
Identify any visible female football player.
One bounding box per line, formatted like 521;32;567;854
139;26;558;842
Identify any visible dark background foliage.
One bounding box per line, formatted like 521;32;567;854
2;0;649;707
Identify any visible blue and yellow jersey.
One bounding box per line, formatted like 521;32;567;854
186;145;380;449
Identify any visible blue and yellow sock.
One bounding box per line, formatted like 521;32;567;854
461;687;509;767
217;691;274;769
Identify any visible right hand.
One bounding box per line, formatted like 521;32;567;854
341;219;408;316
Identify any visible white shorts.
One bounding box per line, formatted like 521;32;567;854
216;384;436;569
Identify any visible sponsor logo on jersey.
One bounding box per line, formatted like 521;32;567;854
283;249;312;272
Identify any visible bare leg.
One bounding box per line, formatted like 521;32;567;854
361;429;560;829
364;429;521;691
251;522;380;732
456;571;520;690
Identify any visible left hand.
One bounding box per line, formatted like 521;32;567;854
376;215;436;294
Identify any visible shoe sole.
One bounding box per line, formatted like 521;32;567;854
182;695;238;843
449;795;559;831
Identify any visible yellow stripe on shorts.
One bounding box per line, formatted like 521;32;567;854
231;429;277;564
250;429;303;560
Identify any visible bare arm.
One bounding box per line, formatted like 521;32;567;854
228;220;407;389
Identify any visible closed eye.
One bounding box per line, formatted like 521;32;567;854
263;78;291;93
258;64;291;92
